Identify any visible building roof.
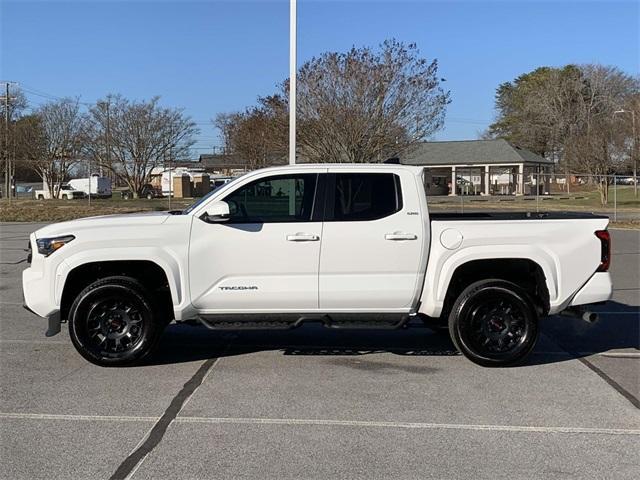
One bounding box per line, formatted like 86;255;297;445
401;139;554;166
198;154;249;169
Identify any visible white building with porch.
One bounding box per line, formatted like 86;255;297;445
401;139;554;196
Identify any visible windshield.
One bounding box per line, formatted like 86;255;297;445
182;174;246;214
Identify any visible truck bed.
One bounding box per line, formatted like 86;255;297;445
430;211;608;221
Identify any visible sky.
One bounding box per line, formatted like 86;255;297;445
1;0;638;157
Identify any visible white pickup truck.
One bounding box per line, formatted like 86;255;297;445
22;164;613;367
34;184;86;200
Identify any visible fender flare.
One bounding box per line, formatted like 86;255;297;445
55;247;185;309
419;245;558;318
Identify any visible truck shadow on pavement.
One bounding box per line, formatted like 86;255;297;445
146;301;639;368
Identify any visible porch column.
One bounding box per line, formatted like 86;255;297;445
516;164;524;195
543;167;551;194
483;165;490;196
449;166;457;196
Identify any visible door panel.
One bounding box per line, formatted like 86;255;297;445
319;171;424;310
189;173;322;312
189;221;322;311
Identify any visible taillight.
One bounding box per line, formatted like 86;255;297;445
595;230;611;272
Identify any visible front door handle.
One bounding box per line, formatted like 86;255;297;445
286;233;320;242
385;232;417;241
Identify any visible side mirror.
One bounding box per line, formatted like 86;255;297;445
200;201;230;223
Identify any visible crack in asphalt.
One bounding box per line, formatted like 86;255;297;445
541;333;640;410
108;356;221;480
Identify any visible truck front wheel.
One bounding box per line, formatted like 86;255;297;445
68;276;165;367
448;279;538;367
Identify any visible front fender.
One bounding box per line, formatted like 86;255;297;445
56;247;186;309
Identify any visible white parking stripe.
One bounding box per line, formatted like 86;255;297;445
171;416;640;436
0;412;157;422
2;412;638;436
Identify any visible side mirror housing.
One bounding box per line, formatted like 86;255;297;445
200;201;230;223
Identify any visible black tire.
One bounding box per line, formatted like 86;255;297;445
123;193;130;200
448;279;538;367
68;276;165;367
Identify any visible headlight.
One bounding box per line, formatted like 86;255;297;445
36;235;75;256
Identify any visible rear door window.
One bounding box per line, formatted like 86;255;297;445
325;173;402;221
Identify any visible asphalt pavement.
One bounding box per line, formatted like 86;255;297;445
1;222;638;480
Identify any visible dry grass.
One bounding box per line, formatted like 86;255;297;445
609;219;640;230
0;198;193;223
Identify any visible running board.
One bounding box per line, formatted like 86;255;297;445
197;313;411;330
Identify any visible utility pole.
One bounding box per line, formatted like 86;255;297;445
3;82;10;202
168;128;173;210
615;109;638;197
4;83;9;201
97;99;111;178
105;99;111;178
1;82;19;203
289;0;296;165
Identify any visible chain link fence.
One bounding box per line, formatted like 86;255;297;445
426;172;639;222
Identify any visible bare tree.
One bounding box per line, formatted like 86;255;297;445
13;114;47;180
85;95;198;197
218;97;288;169
1;86;28;197
216;39;450;166
490;64;639;204
26;99;86;197
295;40;450;163
565;65;639;203
213;112;242;154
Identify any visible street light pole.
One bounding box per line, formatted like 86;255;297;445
615;109;637;197
289;0;296;165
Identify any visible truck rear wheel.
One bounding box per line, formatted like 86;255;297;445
68;276;164;367
448;279;538;367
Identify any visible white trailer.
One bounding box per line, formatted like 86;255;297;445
67;176;112;198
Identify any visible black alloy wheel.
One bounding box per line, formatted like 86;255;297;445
448;279;538;367
68;276;164;366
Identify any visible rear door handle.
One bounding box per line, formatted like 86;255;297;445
286;233;320;242
385;233;417;241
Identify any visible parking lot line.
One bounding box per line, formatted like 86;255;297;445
0;412;158;422
3;412;638;436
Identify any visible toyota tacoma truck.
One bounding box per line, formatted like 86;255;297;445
22;164;613;367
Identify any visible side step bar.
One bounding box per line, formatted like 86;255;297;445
197;313;412;331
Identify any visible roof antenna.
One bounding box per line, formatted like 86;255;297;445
384;157;400;164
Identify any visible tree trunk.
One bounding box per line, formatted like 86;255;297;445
597;177;609;205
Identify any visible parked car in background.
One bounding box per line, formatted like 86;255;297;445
614;176;635;185
67;176;112;198
120;184;162;200
210;176;233;191
34;184;86;200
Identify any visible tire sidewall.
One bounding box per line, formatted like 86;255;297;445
449;280;538;367
68;279;161;367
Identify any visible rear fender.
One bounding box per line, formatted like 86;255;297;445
419;245;557;318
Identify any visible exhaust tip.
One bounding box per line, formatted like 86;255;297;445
582;311;599;323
